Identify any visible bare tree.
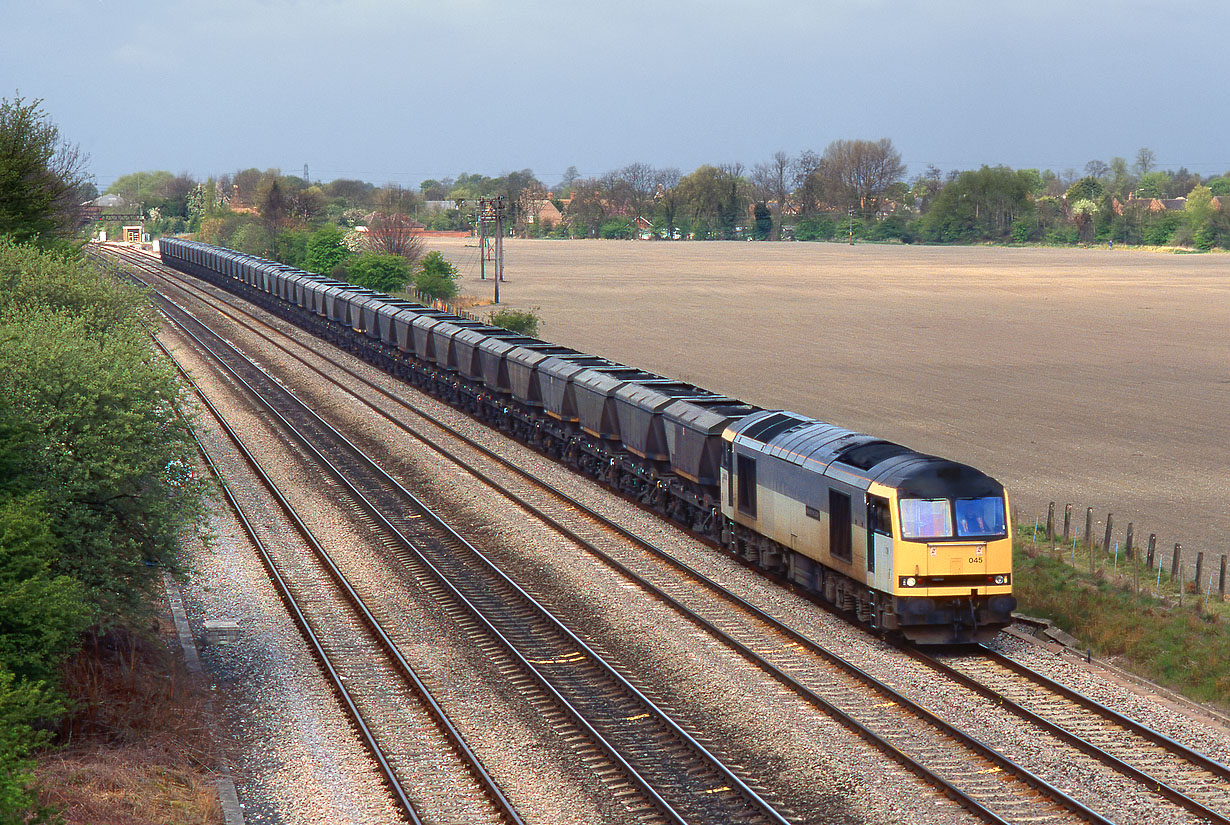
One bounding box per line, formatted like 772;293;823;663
48;139;91;234
619;162;658;217
654;168;682;239
1134;147;1156;177
289;186;327;224
791;150;824;216
817;138;905;216
1084;159;1110;179
374;183;421;216
562;177;609;237
751;151;792;238
366;212;425;264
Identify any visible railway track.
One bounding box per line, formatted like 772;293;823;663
910;644;1230;824
116;248;790;825
154;319;521;824
103;245;1230;824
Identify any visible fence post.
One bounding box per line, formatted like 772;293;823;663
1063;504;1072;543
1220;555;1227;601
1195;552;1204;594
1046;502;1055;541
1146;534;1156;569
1179;562;1185;605
1103;513;1114;556
1171;543;1182;579
1084;508;1094;550
1125;523;1134;561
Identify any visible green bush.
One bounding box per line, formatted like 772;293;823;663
230;223;270;256
794;217;836;242
0;669;61;824
1141;214;1180;246
488;307;541;337
414;250;459;300
304;225;350;275
1011;215;1036;243
0;240;208;822
598;218;633;239
1044;226;1080;245
347;252;410;292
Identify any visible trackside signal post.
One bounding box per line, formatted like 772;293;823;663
477;196;505;303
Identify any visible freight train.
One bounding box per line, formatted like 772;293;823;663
159;238;1016;643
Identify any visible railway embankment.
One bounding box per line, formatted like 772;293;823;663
1012;523;1230;709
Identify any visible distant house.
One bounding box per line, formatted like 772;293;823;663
521;193;563;228
634;216;655;240
1113;193;1222;216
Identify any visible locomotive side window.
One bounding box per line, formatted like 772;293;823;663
736;454;757;517
867;495;892;536
829;490;852;561
955;497;1007;538
900;498;953;540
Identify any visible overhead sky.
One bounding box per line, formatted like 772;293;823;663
5;0;1227;192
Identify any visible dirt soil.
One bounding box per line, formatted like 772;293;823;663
430;237;1229;564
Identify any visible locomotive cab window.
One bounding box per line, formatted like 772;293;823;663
955;497;1007;538
829;490;852;561
899;498;953;540
736;454;757;517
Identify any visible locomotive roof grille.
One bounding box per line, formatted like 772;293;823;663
741;412;809;443
834;440;913;471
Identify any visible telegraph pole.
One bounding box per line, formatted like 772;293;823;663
476;197;506;302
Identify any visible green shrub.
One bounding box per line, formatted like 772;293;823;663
598;218;633;239
414;250;459;300
1010;216;1036;243
489;307;541;337
1044;226;1079;245
304;225;350;275
795;217;836;242
0;669;61;824
347;252;409;292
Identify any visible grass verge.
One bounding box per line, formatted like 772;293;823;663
1013;529;1230;708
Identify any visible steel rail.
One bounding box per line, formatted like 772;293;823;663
148;316;530;824
149;335;428;825
133;258;789;825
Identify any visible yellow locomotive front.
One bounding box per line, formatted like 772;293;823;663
879;482;1016;643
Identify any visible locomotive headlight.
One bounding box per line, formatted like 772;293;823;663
994;575;1007;585
904;576;916;587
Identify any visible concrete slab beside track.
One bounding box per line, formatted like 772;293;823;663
431;238;1229;563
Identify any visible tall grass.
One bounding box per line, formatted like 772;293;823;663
1013;530;1230;707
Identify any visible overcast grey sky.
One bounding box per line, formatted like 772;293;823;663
5;0;1227;191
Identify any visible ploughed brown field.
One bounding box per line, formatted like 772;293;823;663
431;237;1230;563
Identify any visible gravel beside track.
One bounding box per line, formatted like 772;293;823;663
160;311;627;824
109;245;1230;824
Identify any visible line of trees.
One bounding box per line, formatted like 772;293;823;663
97;151;1230;257
1;95;208;822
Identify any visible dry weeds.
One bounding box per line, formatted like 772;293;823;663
38;623;226;825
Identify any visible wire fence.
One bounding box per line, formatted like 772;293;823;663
1020;501;1225;610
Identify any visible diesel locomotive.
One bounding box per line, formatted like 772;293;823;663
159;238;1016;643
